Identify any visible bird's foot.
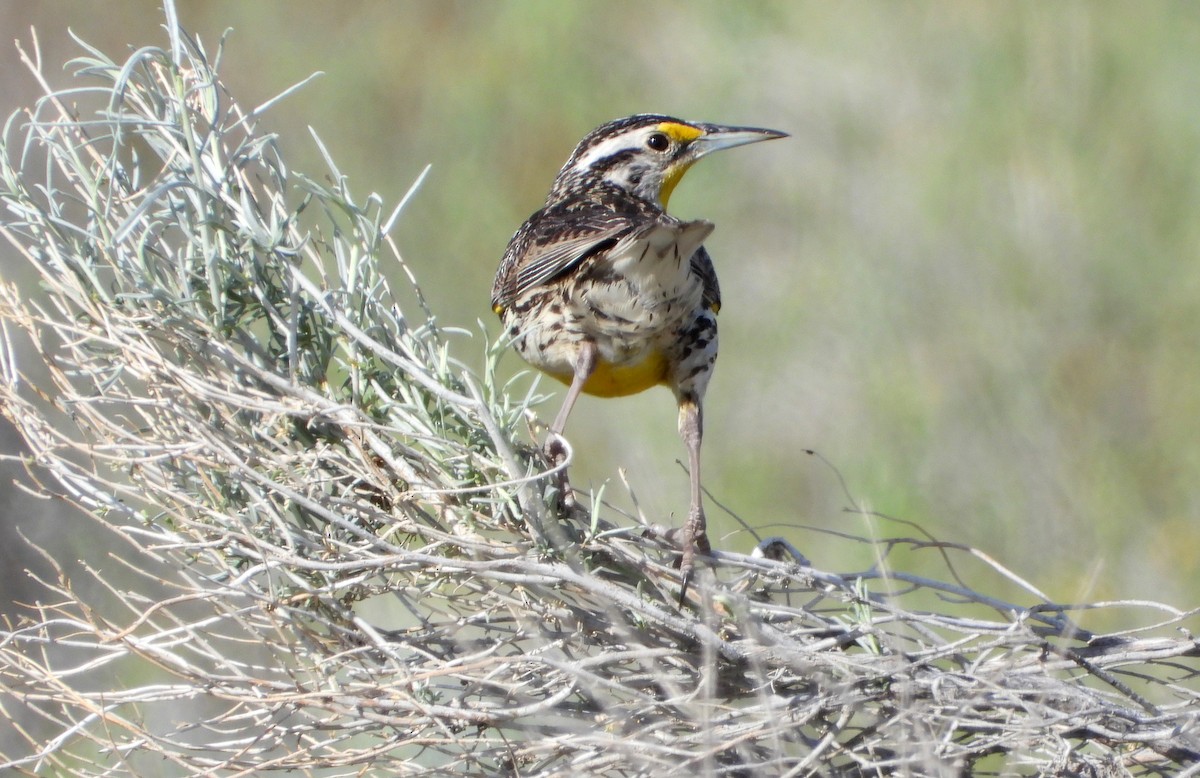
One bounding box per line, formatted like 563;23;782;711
677;506;711;605
543;433;577;511
645;507;711;606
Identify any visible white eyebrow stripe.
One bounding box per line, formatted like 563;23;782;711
573;132;644;171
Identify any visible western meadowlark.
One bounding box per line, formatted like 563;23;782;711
491;114;786;600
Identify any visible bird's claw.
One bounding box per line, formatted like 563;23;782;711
543;433;577;510
645;508;710;606
677;507;711;605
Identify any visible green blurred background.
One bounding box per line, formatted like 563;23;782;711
2;2;1198;613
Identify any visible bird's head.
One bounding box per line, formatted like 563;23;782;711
547;114;787;208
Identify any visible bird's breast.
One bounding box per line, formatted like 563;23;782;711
548;349;670;397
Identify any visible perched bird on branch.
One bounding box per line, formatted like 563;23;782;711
492;114;786;601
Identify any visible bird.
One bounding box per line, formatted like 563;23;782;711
491;114;786;601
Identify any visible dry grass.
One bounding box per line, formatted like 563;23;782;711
0;7;1197;776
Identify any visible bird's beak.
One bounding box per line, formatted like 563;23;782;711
658;122;787;208
690;124;789;158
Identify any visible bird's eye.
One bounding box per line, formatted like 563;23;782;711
646;132;670;152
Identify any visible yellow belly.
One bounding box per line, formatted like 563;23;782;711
547;350;669;398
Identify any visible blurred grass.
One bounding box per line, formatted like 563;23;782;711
2;1;1198;613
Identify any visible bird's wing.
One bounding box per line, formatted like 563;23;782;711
492;204;637;312
514;226;626;300
690;245;722;314
492;204;718;315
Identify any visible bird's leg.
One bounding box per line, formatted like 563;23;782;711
677;397;711;604
546;341;597;508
